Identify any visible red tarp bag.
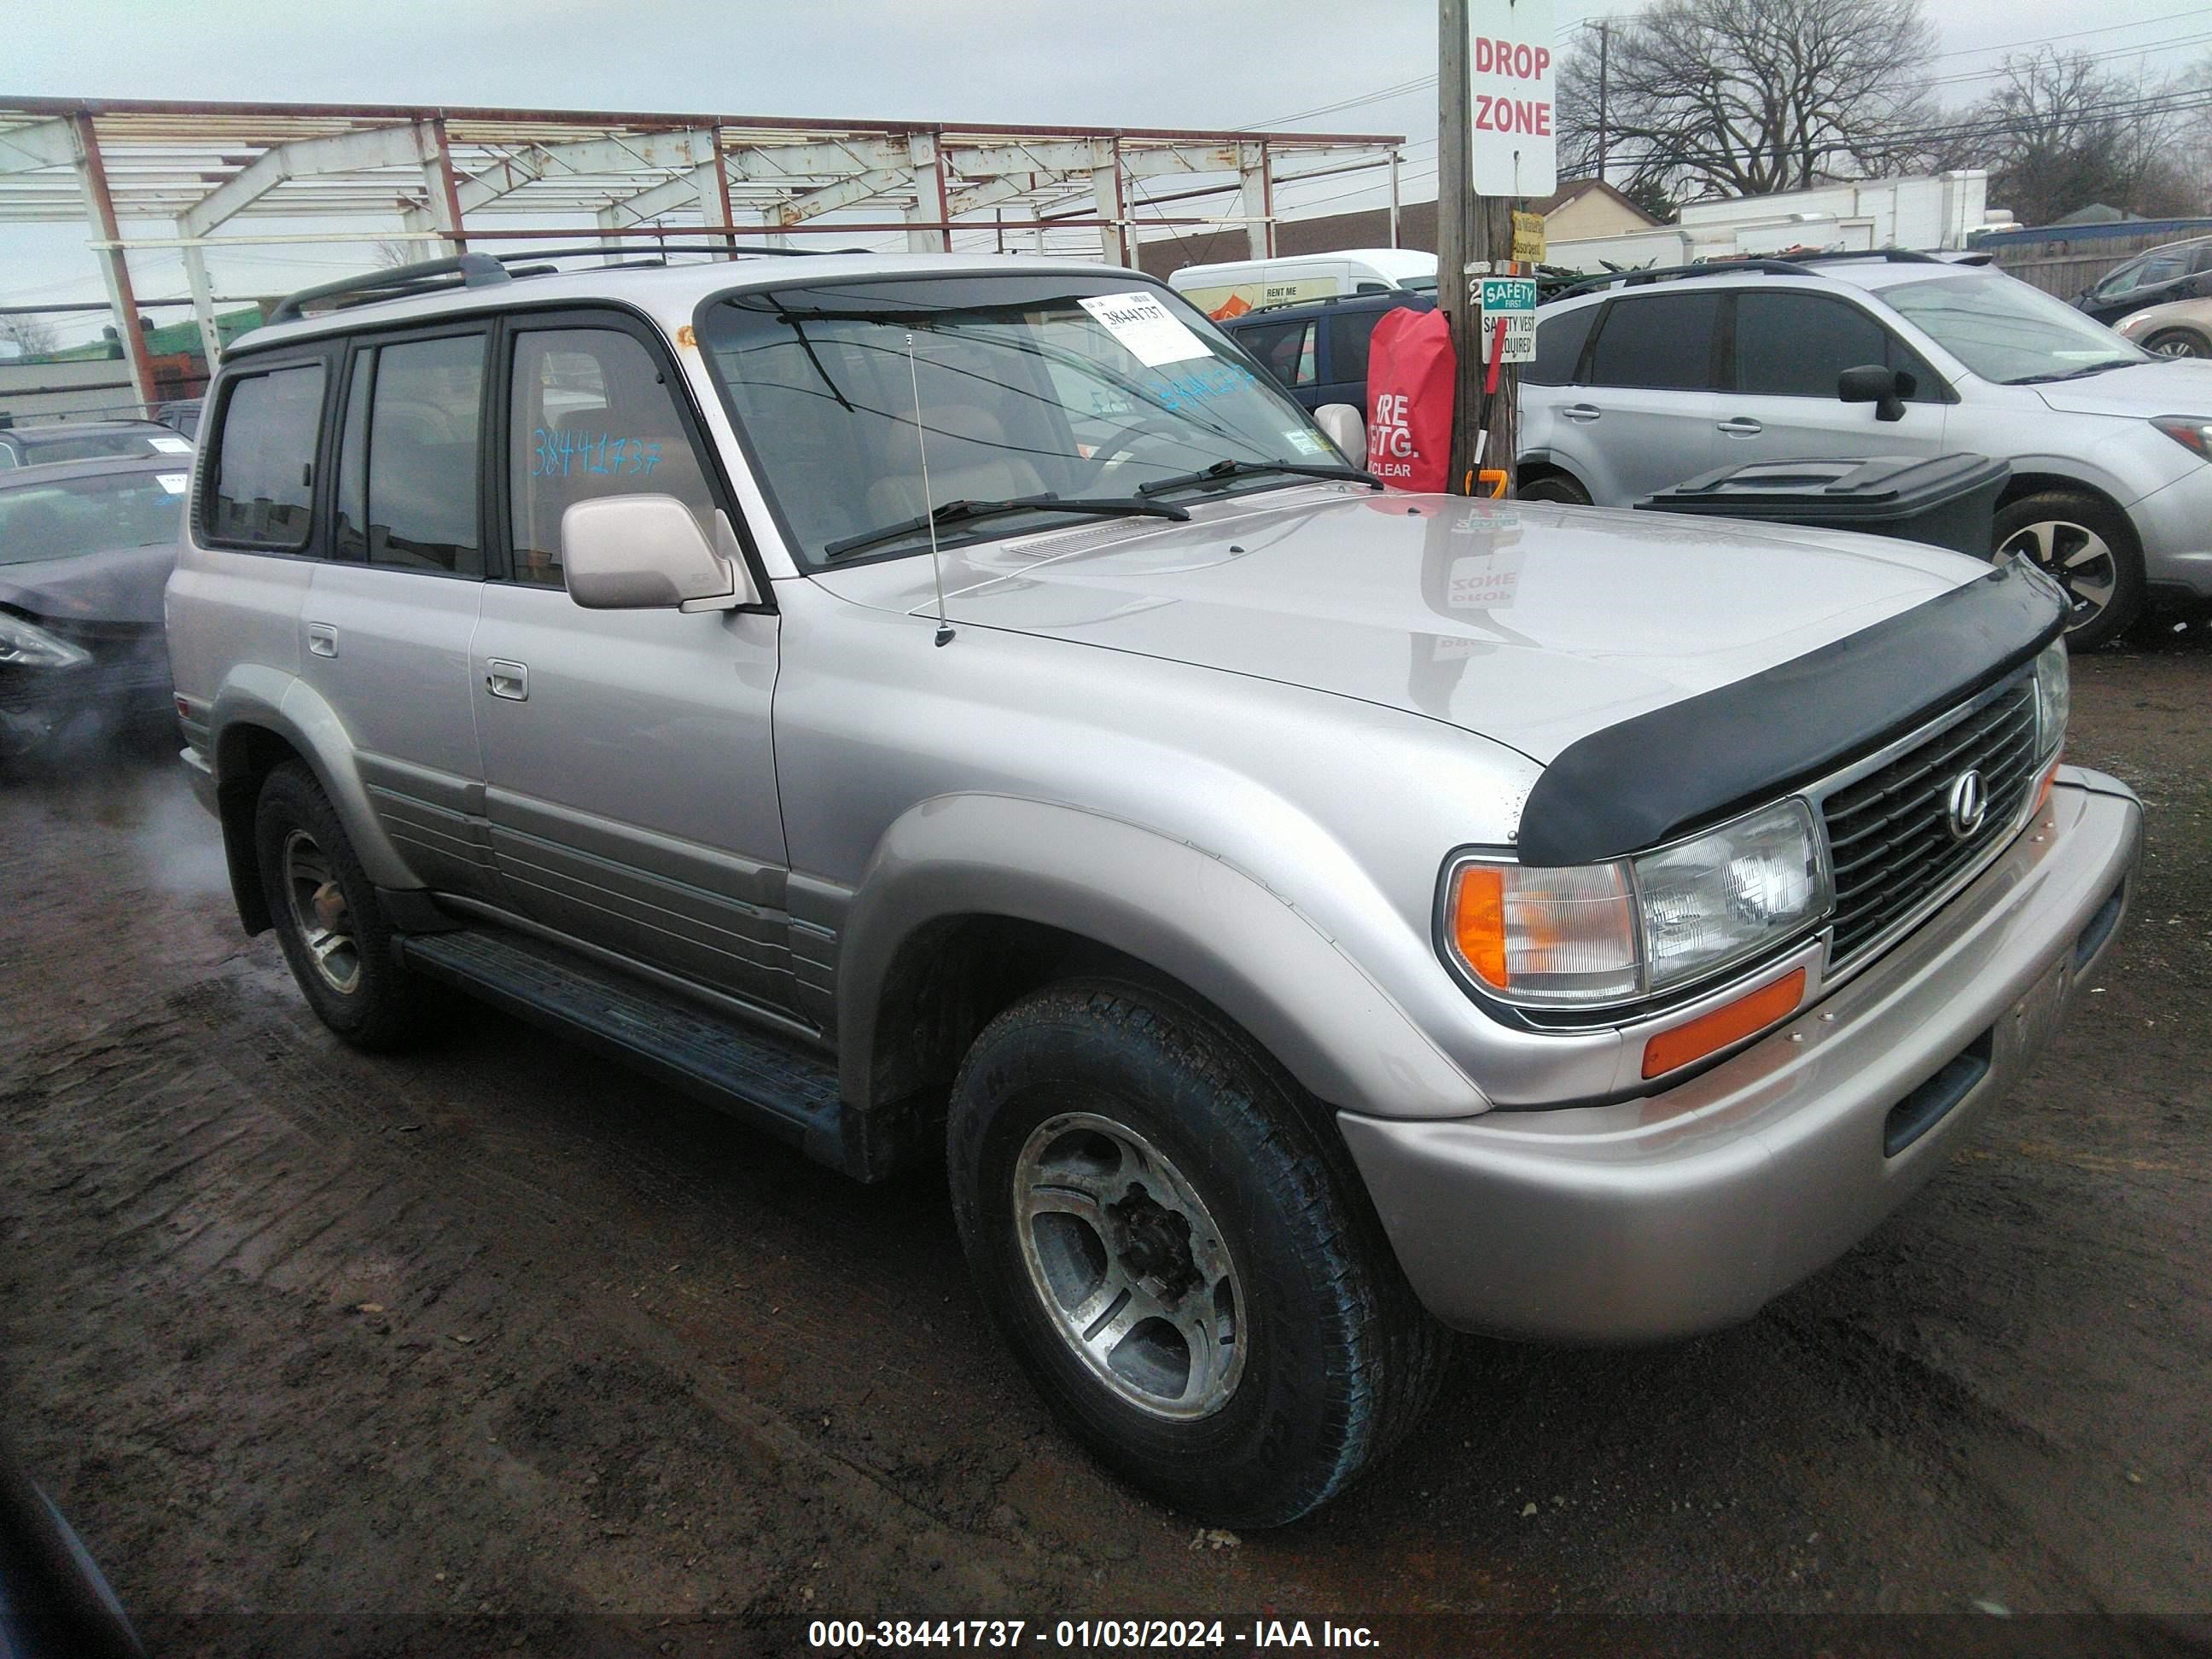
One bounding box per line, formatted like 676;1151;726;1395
1365;307;1456;493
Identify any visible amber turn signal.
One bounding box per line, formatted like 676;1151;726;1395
1641;968;1807;1080
2034;749;2063;817
1450;864;1510;989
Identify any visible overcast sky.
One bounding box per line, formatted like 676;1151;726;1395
6;0;2207;342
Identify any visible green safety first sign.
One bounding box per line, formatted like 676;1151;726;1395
1478;276;1537;364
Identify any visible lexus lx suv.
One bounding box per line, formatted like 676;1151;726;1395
166;247;2140;1526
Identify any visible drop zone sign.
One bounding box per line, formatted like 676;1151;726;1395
1469;0;1557;198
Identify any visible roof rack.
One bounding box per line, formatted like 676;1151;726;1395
1780;248;1944;267
1549;246;1976;302
267;242;863;326
1551;259;1816;300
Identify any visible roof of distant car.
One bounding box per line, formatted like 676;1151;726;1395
3;418;178;445
0;452;191;489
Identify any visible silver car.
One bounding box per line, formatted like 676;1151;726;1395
1517;254;2212;649
166;249;2139;1527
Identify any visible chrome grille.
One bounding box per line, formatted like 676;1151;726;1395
1819;681;2040;964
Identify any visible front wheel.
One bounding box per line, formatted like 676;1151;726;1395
946;982;1447;1527
1992;491;2145;652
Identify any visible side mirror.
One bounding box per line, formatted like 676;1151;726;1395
1313;403;1367;465
1837;364;1912;423
561;496;760;611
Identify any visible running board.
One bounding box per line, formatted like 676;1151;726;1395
399;926;849;1171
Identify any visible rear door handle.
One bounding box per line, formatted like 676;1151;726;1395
1562;403;1602;423
1716;417;1763;436
306;622;338;658
484;659;528;701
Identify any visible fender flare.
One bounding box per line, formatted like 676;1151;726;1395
210;665;413;891
836;794;1484;1120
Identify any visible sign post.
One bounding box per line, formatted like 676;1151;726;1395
1439;0;1556;497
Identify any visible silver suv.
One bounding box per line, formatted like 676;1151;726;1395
167;248;2141;1527
1517;253;2212;649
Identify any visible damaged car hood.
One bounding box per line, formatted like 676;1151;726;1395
0;542;178;630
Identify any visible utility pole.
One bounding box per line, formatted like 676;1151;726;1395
1438;0;1522;498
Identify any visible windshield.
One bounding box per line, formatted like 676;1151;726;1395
699;274;1350;569
1883;272;2150;384
0;469;188;566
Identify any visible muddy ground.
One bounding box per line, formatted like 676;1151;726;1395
2;629;2208;1656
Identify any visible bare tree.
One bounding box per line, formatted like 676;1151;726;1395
0;311;60;359
1962;49;2210;225
1555;0;1940;207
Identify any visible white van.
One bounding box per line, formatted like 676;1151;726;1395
1168;248;1436;320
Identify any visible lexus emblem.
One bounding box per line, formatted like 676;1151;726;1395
1946;769;1988;841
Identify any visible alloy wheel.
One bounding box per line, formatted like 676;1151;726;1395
2000;518;2117;631
1013;1111;1246;1420
281;829;361;994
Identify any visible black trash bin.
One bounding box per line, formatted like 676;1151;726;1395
1636;453;2010;556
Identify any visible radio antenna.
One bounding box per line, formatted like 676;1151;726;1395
905;329;955;647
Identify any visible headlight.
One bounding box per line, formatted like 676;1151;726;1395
2034;639;2069;757
1444;800;1833;1008
0;614;90;670
2151;416;2212;460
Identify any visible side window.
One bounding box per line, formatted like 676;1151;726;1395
1325;311;1384;389
1583;294;1720;392
206;361;326;550
1733;293;1895;399
1237;319;1318;389
1525;304;1599;387
347;333;486;575
508;327;719;589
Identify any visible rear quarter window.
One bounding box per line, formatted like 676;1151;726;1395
204;361;327;551
1525;304;1598;386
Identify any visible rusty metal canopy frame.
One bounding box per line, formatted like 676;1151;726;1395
0;95;1404;410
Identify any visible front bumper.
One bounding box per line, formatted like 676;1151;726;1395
2130;461;2212;601
1338;768;2142;1343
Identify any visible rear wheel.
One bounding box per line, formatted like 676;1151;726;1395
1992;490;2145;652
2142;328;2209;358
1518;470;1592;505
946;981;1448;1527
254;761;432;1051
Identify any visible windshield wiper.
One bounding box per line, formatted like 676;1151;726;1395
821;493;1190;562
2006;360;2139;385
1135;458;1382;498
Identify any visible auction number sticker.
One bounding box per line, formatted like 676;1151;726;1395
148;434;192;453
1079;292;1212;369
155;472;189;494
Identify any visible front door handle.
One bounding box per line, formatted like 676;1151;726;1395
1716;417;1763;436
1562;403;1602;423
484;659;528;701
306;622;338;658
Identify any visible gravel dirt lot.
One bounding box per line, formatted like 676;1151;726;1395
3;630;2208;1656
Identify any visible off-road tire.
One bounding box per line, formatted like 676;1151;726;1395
254;761;433;1051
1992;489;2145;653
947;980;1450;1527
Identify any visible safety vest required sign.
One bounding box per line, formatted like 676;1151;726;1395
1478;276;1538;364
1468;0;1557;198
